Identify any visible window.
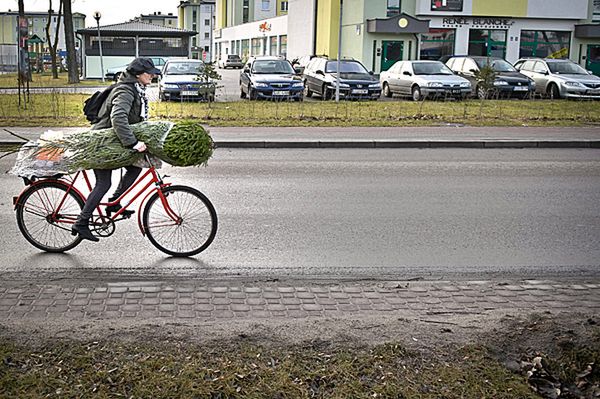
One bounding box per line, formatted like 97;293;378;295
431;0;463;11
279;35;287;57
262;0;270;11
387;0;401;17
205;32;210;39
420;28;454;60
205;19;210;26
192;37;197;47
468;29;506;58
243;0;249;23
281;1;288;12
519;30;570;59
269;36;277;55
193;10;197;20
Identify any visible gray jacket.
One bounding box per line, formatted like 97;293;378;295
92;71;143;148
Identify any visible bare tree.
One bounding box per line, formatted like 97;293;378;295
62;0;79;83
45;0;63;79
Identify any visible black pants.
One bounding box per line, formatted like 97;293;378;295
78;166;142;224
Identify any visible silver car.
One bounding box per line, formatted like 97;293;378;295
514;58;600;99
380;60;472;101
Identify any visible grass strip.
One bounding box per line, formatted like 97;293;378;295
0;72;109;88
0;339;541;398
0;93;599;128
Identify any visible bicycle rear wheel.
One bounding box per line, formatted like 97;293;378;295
15;181;84;252
143;185;217;257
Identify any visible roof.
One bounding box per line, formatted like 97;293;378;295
77;20;196;36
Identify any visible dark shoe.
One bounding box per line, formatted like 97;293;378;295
71;224;99;242
106;203;134;218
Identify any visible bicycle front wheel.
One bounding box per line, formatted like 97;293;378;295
143;185;218;257
15;181;84;252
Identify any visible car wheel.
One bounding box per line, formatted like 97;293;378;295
240;86;246;99
547;83;561;100
322;85;332;101
411;85;423;101
249;86;257;100
383;82;392;98
304;83;312;98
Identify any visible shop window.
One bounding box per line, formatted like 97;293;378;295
241;39;249;58
468;29;506;58
269;36;277;55
519;30;570;59
251;38;261;56
279;35;287;57
387;0;401;17
420;28;454;60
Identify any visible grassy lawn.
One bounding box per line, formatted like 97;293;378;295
0;72;109;88
0;339;539;398
0;92;599;127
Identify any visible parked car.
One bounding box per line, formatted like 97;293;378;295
105;57;166;81
158;59;216;102
239;56;304;101
290;55;315;75
380;60;472;101
303;57;381;100
445;55;535;99
513;58;600;99
218;54;243;69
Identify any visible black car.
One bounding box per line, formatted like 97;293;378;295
239;56;304;101
303;57;381;100
445;56;535;99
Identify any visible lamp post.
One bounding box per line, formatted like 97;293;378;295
335;0;343;102
93;11;105;82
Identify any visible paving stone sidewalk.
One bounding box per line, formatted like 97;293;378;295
0;279;598;321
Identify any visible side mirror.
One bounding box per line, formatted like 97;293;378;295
588;70;594;75
369;70;374;75
294;66;304;74
402;71;412;76
316;70;325;76
244;67;250;73
469;69;478;74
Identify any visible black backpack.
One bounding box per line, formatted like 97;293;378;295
83;83;119;124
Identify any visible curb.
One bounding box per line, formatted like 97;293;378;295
1;140;599;149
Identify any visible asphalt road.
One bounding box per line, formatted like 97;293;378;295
1;148;599;282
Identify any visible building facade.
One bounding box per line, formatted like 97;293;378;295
134;12;178;28
215;0;600;75
178;0;216;61
0;9;86;70
214;0;289;61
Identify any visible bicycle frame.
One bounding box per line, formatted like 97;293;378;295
14;161;176;236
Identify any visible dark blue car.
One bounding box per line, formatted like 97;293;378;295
240;56;304;101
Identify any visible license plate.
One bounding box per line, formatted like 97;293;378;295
273;90;290;96
451;89;461;94
181;90;198;96
352;89;368;94
513;86;528;91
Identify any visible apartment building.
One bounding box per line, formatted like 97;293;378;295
178;0;216;61
134;11;178;28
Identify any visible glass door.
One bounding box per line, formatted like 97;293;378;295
587;45;600;77
468;29;507;58
381;41;403;71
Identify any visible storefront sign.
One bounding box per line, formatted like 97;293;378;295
442;17;514;29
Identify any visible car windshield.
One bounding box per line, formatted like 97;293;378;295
166;62;204;75
547;61;588;75
251;60;294;74
412;62;454;75
475;58;516;72
325;61;369;74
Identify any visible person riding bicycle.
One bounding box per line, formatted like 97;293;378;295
72;57;161;242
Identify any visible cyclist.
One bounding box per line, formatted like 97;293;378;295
72;57;160;242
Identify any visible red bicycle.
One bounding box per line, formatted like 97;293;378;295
13;156;218;257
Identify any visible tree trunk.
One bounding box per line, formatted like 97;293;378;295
45;0;63;79
62;0;79;83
